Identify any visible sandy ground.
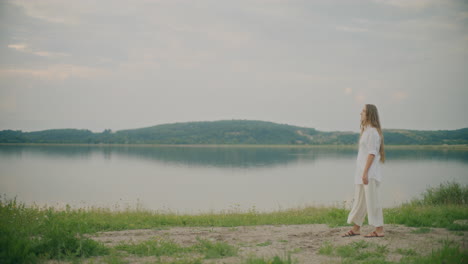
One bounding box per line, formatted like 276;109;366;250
84;224;467;264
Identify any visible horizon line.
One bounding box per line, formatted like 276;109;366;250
1;119;467;134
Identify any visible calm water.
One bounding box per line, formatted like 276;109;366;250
1;145;467;214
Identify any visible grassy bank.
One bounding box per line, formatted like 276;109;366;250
1;182;467;263
318;239;467;264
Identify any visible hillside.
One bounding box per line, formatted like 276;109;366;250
0;120;467;145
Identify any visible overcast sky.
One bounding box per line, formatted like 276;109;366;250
1;0;467;133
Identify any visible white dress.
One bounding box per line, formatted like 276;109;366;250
354;125;382;185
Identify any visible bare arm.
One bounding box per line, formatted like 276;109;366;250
362;154;375;185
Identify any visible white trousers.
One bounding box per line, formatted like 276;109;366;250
347;179;384;227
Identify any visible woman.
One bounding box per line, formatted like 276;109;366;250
343;104;386;238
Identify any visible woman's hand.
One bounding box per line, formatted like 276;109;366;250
362;172;369;185
362;154;374;185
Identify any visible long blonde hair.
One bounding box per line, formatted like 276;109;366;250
360;104;385;163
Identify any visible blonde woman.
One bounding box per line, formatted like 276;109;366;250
343;104;386;238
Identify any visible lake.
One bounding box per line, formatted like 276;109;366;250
0;145;467;214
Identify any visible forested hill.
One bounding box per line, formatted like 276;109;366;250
0;120;467;145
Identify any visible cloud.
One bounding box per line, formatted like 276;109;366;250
392;91;408;101
371;0;442;10
396;19;457;32
7;43;28;52
335;26;369;33
276;72;330;84
457;12;468;20
344;87;353;95
8;0;85;24
0;95;17;113
169;23;253;49
355;94;366;104
8;43;69;57
0;64;110;81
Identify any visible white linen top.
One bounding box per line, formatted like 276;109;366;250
354;125;382;184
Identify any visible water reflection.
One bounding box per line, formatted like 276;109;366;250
1;145;466;168
386;148;468;162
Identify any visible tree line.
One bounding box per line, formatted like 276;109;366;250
1;120;467;145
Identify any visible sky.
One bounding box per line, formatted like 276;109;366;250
0;0;467;133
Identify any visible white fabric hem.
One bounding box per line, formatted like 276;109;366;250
346;180;384;228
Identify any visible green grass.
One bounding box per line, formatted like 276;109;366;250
114;238;187;257
192;237;238;259
411;227;431;234
1;182;467;263
95;254;130;264
94;257;204;264
411;181;468;206
398;240;468;264
0;199;351;232
94;255;204;264
384;182;468;231
318;241;334;256
319;240;387;263
384;204;468;230
158;260;203;264
0;197;109;264
242;254;296;264
319;240;467;264
395;248;417;256
256;240;273;246
114;236;237;259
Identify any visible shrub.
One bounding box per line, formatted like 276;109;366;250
412;182;468;206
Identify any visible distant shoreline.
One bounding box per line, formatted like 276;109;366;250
1;143;468;150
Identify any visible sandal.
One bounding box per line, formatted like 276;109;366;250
364;231;384;238
342;230;360;237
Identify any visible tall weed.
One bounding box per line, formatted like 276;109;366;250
412;182;468;206
0;196;108;263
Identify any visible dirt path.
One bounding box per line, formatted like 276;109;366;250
89;224;467;263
